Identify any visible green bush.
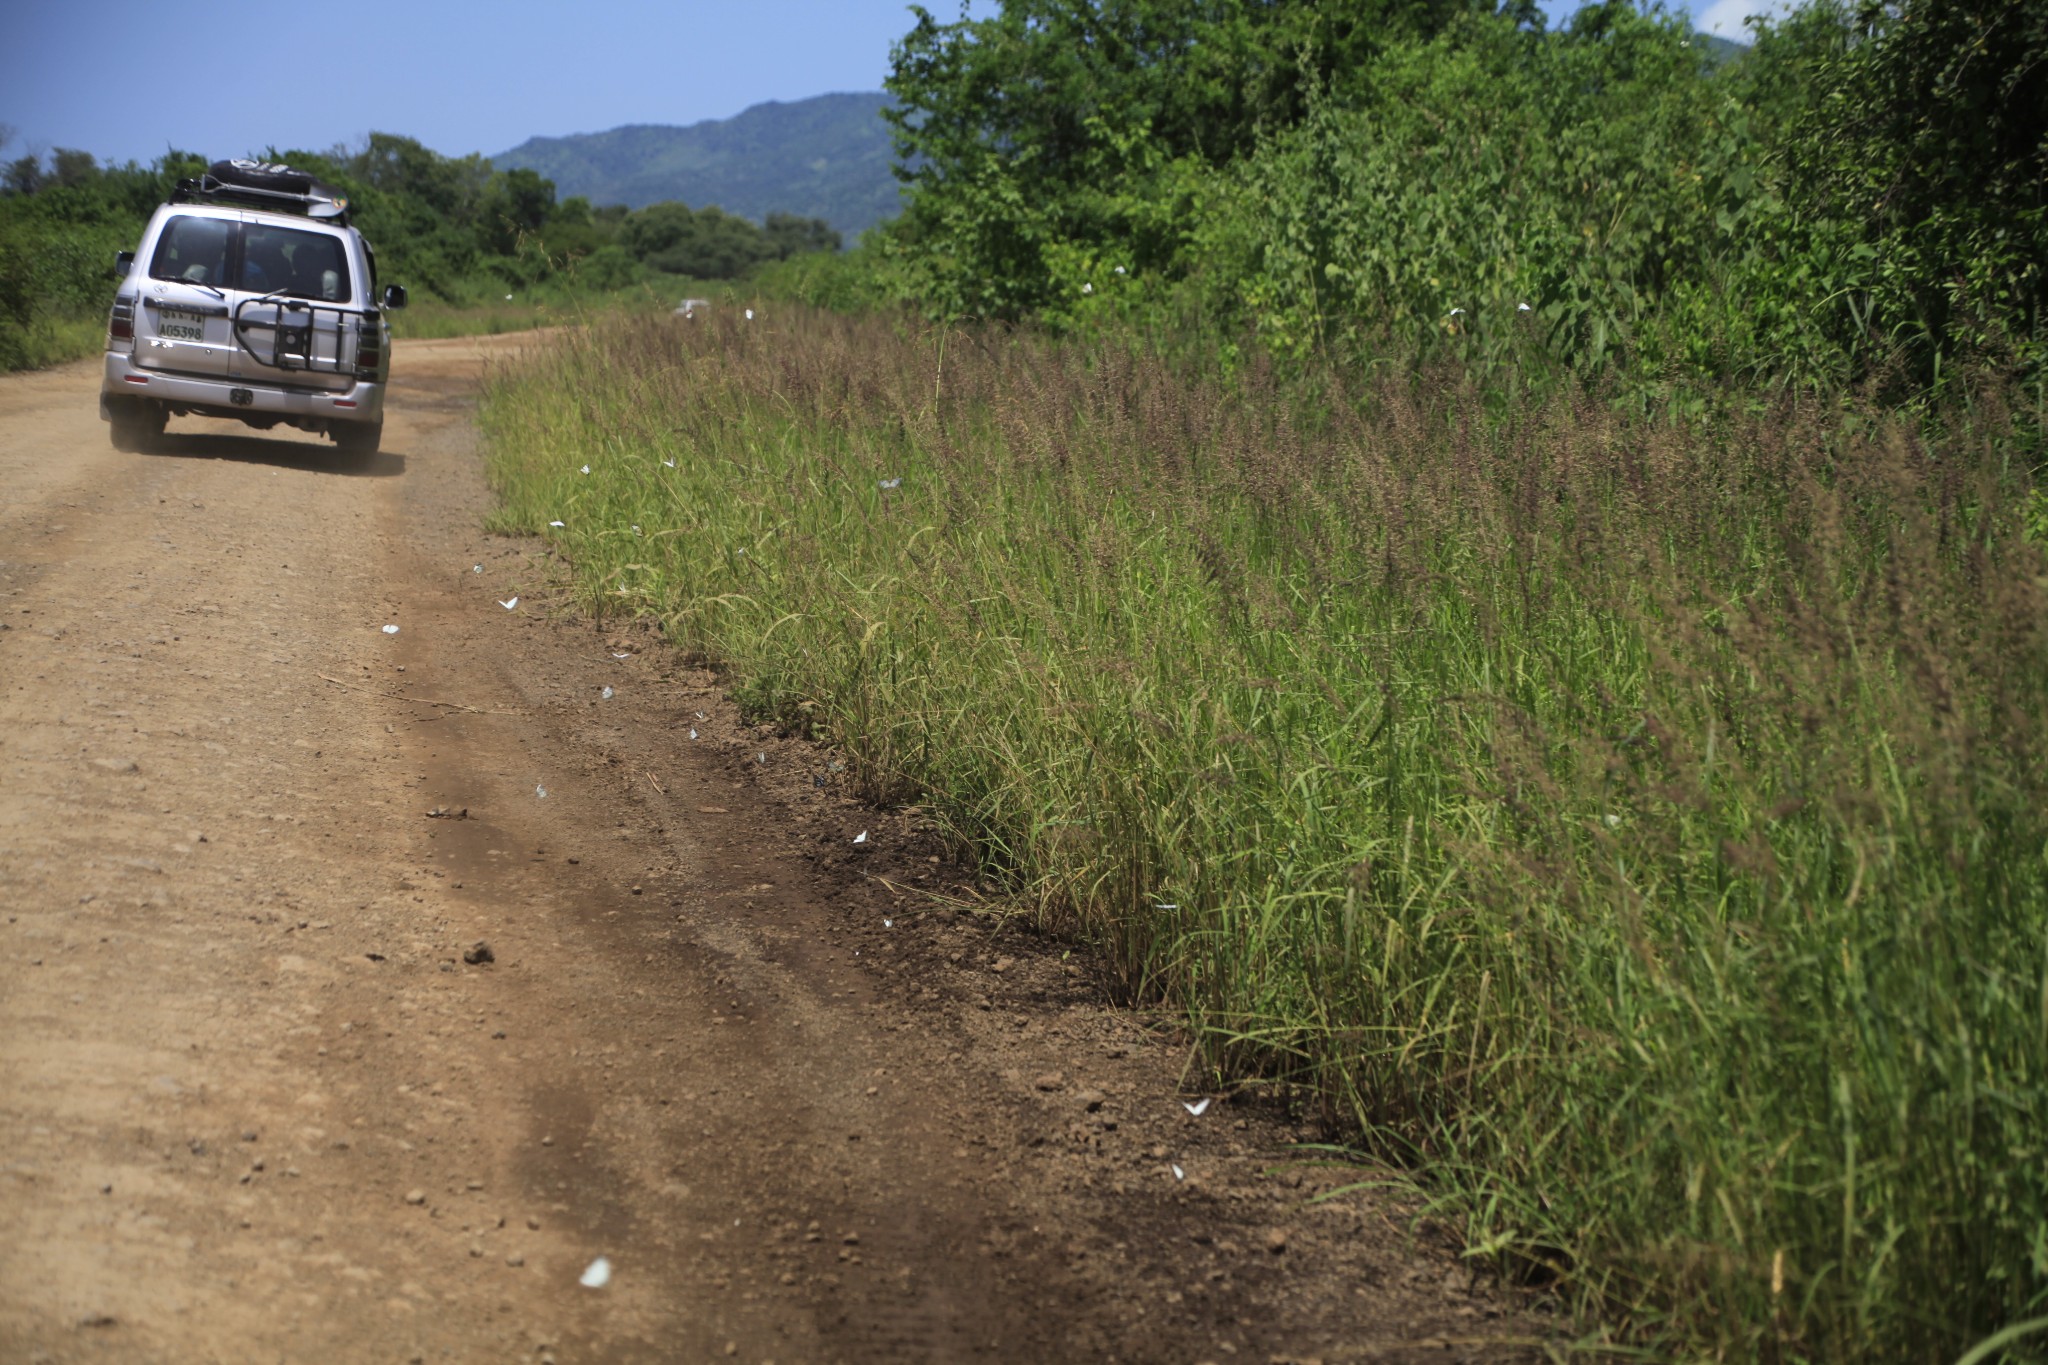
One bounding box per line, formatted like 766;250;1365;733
878;0;2048;401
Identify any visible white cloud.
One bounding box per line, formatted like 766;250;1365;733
1692;0;1797;38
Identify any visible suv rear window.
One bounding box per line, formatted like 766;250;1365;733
149;215;231;288
239;223;351;302
146;214;352;302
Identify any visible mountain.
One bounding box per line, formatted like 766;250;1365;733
492;92;901;240
1694;31;1749;66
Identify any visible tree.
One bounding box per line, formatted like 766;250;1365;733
765;213;841;258
346;133;488;221
881;0;1479;317
475;167;556;255
50;148;97;188
3;155;43;197
619;201;781;278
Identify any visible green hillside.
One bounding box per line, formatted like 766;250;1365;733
492;92;901;239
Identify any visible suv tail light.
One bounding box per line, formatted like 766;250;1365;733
354;318;382;378
108;297;134;341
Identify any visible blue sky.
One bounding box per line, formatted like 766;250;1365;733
3;0;1777;171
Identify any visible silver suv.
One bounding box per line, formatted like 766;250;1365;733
100;160;407;456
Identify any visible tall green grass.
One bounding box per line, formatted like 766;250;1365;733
481;306;2048;1361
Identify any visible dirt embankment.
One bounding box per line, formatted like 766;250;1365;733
0;338;1539;1363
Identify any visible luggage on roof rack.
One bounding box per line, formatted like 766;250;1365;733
173;159;350;223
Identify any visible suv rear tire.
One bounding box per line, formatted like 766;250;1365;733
334;418;382;457
109;403;166;453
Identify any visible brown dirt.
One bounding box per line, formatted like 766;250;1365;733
0;337;1547;1364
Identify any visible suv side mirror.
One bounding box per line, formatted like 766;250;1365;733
114;250;135;278
381;284;408;310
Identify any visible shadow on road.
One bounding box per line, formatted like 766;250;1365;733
146;431;406;478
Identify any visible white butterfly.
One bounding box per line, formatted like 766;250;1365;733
579;1256;610;1288
883;918;893;928
611;652;632;660
601;686;613;700
580;464;591;475
548;520;565;528
662;458;676;468
1171;1164;1185;1181
471;564;482;573
852;831;868;845
1182;1098;1211;1117
744;308;754;320
381;624;399;635
535;785;547;799
499;597;518;610
878;477;901;490
688;728;698;740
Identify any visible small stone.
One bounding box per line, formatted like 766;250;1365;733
1076;1089;1107;1112
1033;1072;1065;1092
1264;1228;1290;1254
463;941;494;965
506;1253;525;1267
466;1179;484;1191
405;1189;426;1206
527;1216;541;1230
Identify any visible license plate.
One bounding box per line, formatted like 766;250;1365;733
158;306;206;342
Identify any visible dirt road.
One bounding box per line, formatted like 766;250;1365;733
0;338;1534;1364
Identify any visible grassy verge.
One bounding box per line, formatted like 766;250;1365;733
481;305;2048;1361
0;314;107;371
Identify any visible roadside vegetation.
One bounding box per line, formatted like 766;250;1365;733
480;0;2047;1360
485;302;2045;1364
0;133;839;372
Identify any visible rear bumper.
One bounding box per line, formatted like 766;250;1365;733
100;352;385;426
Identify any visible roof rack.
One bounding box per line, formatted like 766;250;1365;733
172;160;351;225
